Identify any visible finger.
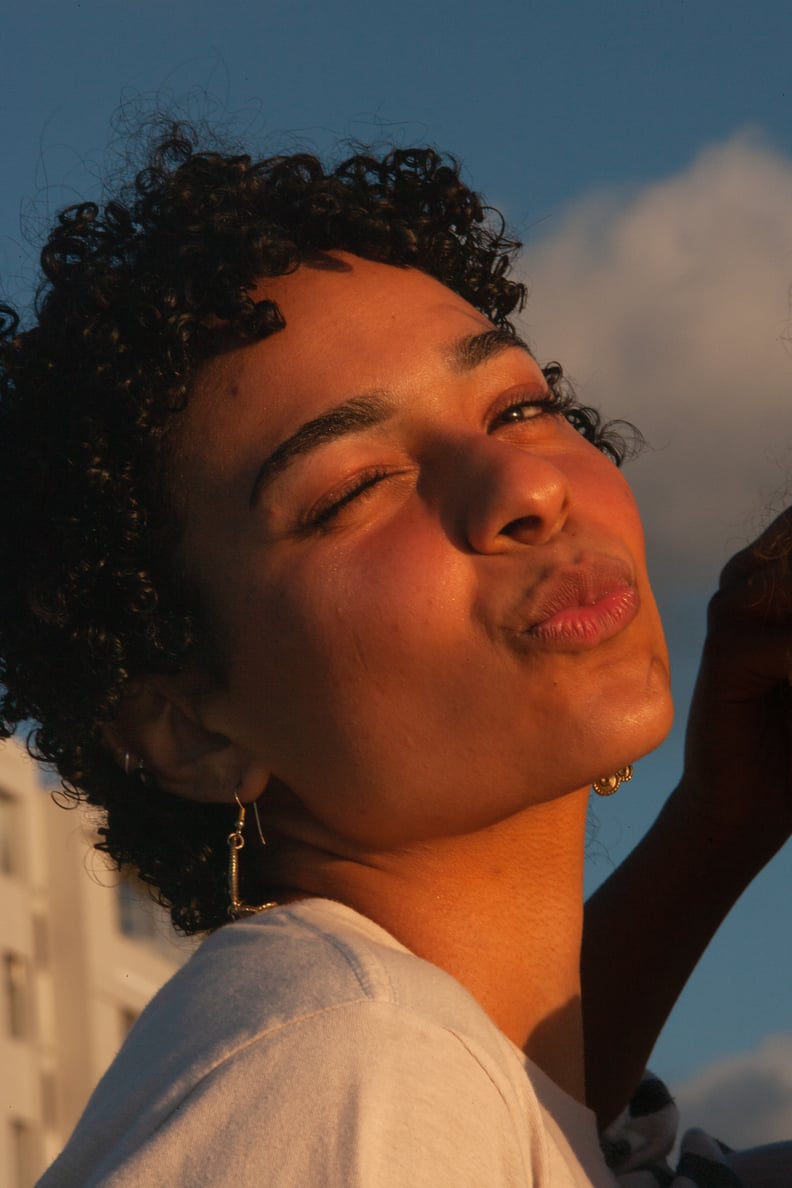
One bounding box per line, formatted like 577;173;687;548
701;614;792;684
717;569;792;627
713;533;792;629
709;577;792;635
719;505;792;587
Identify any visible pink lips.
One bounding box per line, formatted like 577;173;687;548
515;560;640;651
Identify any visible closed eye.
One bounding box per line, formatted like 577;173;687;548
302;466;391;530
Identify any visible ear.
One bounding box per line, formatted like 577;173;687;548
101;677;271;805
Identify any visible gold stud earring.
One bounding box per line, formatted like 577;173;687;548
592;765;634;797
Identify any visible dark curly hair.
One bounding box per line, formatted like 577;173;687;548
0;125;631;934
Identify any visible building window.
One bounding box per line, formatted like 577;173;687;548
10;1118;37;1188
0;787;19;876
119;1005;139;1044
3;952;32;1040
117;879;160;943
116;875;197;964
40;1070;58;1131
32;915;49;969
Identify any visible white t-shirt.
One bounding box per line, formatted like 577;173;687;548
38;898;616;1186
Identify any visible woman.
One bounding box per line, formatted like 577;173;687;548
1;128;790;1186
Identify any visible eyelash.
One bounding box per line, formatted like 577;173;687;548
305;467;392;529
488;390;569;429
304;390;571;530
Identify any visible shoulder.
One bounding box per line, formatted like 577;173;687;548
158;897;526;1057
39;900;604;1187
151;899;541;1125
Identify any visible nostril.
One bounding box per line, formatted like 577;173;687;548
500;515;542;539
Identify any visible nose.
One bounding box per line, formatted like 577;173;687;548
456;438;570;553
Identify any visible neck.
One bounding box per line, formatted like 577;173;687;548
269;787;590;1102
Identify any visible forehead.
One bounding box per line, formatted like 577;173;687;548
184;255;494;451
250;251;490;356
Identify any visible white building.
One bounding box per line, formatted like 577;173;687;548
0;737;195;1186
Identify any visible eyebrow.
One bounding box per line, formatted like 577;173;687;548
250;392;393;504
249;328;535;504
449;328;535;372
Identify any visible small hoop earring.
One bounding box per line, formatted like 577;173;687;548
592;765;634;797
123;751;151;784
227;794;278;919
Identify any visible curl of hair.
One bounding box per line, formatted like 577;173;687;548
0;125;633;933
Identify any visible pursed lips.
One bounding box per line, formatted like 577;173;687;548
503;556;640;650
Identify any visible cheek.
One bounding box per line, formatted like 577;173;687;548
216;553;408;730
586;459;647;544
219;527;479;765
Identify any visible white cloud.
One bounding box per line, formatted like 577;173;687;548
518;131;792;590
672;1034;792;1148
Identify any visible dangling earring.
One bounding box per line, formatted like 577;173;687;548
227;794;278;919
592;765;634;797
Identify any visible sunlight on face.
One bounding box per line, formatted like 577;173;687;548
174;255;673;847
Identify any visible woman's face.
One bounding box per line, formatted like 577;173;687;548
174;254;672;848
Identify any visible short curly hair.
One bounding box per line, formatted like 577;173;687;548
0;125;629;933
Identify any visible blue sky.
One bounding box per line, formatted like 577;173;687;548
4;0;792;1140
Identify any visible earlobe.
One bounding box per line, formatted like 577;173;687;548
101;677;271;805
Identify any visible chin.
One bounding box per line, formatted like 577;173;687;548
608;684;674;774
583;657;674;784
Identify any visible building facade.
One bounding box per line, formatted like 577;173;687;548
0;737;195;1186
